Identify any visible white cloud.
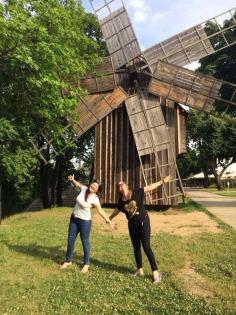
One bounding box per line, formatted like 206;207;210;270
133;10;148;23
125;0;164;25
128;0;148;10
185;61;200;71
127;0;153;24
140;44;146;51
124;0;236;49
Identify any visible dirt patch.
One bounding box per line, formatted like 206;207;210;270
92;210;221;236
178;261;215;298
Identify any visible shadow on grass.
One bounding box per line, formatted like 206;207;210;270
2;241;133;275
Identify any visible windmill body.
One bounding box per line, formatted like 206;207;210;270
83;0;236;206
31;0;236;206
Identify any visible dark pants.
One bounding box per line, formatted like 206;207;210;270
65;215;91;265
128;214;158;271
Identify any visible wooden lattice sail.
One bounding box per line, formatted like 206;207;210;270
79;56;118;94
30;88;127;164
125;92;184;204
73;87;127;137
89;0;141;69
143;8;236;71
148;60;236;112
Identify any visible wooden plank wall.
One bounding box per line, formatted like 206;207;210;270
95;99;183;206
95;106;142;204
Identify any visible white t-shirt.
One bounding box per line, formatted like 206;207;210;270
73;186;100;220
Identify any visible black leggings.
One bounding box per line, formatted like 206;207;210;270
128;214;158;271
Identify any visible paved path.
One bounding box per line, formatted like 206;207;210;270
186;189;236;229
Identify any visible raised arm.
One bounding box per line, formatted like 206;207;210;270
144;175;171;193
68;174;82;189
94;204;116;230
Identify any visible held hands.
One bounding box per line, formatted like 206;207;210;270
107;220;117;230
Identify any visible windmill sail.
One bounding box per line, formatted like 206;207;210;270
143;8;236;71
148;60;236;112
89;0;141;69
125;93;185;204
30;87;127;164
79;56;118;94
73;87;127;137
29;125;75;165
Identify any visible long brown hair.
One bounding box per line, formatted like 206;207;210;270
85;180;103;204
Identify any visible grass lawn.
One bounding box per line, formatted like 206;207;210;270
0;202;236;315
205;189;236;198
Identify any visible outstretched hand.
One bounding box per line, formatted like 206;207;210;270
68;174;74;182
163;175;171;184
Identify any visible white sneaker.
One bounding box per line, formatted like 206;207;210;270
81;265;89;273
153;272;162;284
60;261;72;269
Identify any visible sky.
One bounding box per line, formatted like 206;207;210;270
82;0;236;50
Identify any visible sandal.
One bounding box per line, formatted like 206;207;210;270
153;272;162;284
133;270;144;277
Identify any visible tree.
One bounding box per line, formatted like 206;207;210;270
183;15;236;190
186;110;236;189
177;148;201;180
0;0;102;214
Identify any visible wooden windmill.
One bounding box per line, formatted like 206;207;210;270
31;0;236;206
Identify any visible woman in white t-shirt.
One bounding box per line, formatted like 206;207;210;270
61;175;115;273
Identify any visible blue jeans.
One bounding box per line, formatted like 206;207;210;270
65;215;91;265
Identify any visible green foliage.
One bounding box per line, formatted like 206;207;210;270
187;110;233;160
0;0;100;130
2;147;37;187
200;14;236;116
177;149;201;178
0;0;101;213
182;13;236;186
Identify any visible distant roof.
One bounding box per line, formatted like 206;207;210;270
188;163;236;179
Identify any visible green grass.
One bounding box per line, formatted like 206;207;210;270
0;206;236;315
178;198;207;212
205;189;236;198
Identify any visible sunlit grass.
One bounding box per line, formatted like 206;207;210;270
206;189;236;197
0;205;235;315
